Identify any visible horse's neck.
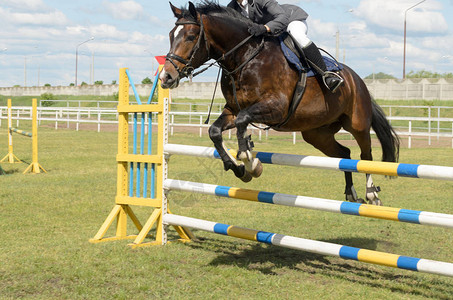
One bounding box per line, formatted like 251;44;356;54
205;15;252;65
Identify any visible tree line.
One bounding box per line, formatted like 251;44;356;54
365;70;453;80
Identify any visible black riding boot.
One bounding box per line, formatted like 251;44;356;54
302;42;344;93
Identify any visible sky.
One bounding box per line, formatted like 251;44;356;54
0;0;452;87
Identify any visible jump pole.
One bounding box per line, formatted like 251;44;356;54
164;144;453;181
164;214;453;277
164;179;453;229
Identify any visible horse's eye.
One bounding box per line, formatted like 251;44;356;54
186;35;196;42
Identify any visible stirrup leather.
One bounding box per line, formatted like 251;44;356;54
322;71;344;93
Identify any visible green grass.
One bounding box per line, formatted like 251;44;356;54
1;126;453;299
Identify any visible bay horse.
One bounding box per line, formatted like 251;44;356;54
159;1;400;205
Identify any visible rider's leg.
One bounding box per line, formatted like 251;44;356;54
287;21;344;93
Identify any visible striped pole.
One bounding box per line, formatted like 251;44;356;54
164;144;453;181
9;127;32;137
164;214;453;277
165;179;453;228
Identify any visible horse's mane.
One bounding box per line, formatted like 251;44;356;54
179;0;253;26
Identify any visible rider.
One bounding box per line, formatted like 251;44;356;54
227;0;344;93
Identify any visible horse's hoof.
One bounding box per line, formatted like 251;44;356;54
355;198;366;204
251;160;263;178
248;158;263;178
240;171;253;183
367;198;382;206
234;164;252;183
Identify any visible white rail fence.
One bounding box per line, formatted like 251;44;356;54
1;105;452;148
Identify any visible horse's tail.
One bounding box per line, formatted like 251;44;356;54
371;100;400;163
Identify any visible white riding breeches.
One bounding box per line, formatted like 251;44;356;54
287;20;311;48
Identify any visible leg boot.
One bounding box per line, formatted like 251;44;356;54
302;42;344;93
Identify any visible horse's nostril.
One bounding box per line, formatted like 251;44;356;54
160;70;173;84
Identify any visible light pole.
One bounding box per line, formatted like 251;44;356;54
403;0;426;79
24;57;27;87
75;37;94;86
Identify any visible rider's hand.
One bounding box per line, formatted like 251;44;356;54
248;23;267;36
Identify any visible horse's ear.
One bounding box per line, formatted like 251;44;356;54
169;2;182;18
188;1;198;20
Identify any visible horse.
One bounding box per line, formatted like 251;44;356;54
159;1;400;205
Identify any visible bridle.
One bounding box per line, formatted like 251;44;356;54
165;15;260;80
165;13;265;113
165;17;209;79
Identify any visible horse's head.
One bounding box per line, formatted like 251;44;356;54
160;2;208;89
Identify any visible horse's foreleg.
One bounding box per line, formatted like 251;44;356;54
208;109;252;182
235;109;267;179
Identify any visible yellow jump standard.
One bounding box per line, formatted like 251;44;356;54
89;67;192;248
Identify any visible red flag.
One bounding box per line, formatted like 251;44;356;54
155;55;166;65
154;55;166;76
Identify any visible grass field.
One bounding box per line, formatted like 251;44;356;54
1;123;453;299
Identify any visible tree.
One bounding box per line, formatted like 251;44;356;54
44;83;51;87
81;82;88;86
94;80;103;85
41;93;55;107
406;70;453;79
111;80;117;84
364;72;396;80
69;83;75;86
141;77;152;84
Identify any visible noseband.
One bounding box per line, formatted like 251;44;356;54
165;18;208;79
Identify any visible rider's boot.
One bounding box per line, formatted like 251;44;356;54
301;42;344;93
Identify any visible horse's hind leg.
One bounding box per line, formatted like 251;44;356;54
302;127;364;203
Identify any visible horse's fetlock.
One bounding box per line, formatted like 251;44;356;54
238;135;254;152
223;160;233;171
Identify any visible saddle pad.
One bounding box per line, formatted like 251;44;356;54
279;35;343;77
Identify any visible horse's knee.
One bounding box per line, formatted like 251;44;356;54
208;125;222;143
235;111;252;132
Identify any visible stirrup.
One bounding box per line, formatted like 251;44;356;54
322;71;344;93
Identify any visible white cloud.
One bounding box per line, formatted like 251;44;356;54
307;18;337;39
0;0;47;11
103;0;144;20
90;24;129;40
354;0;447;34
0;7;68;26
